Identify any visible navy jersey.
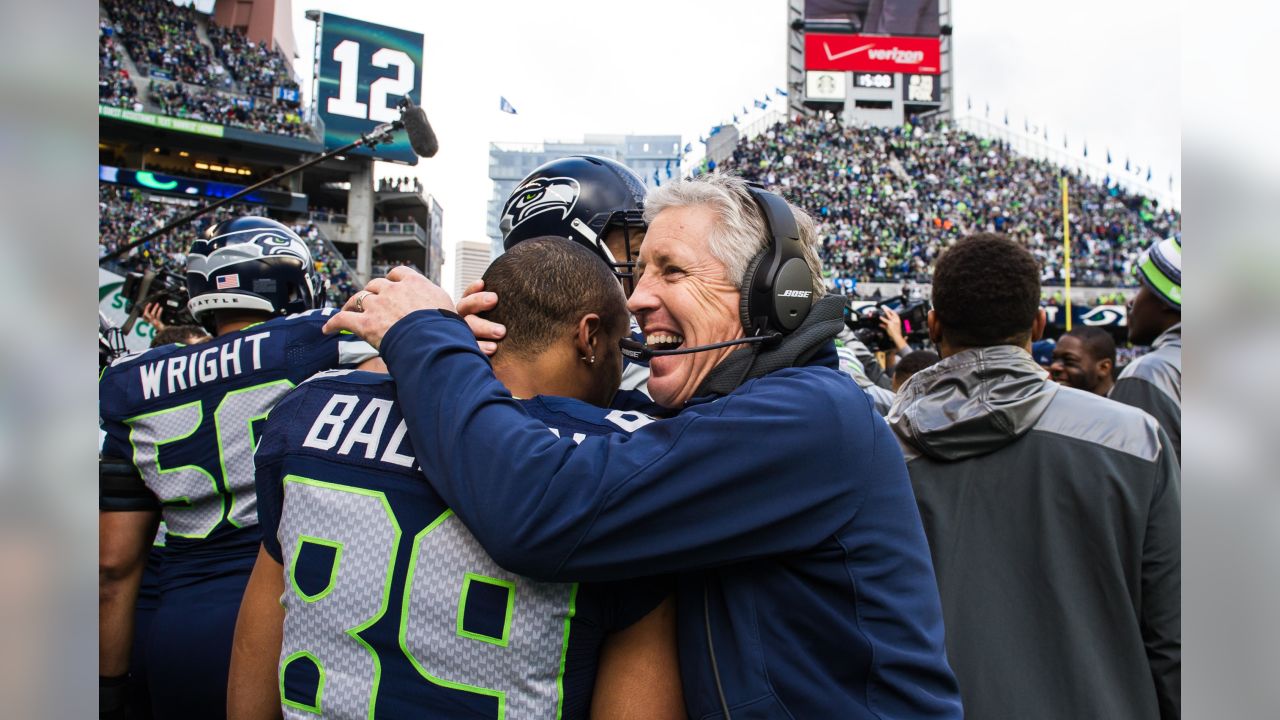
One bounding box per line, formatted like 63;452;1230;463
255;371;666;720
99;309;376;594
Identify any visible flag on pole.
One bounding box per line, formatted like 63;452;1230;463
1003;111;1009;126
1043;126;1049;141
754;99;767;110
985;101;990;118
684;142;693;153
775;86;788;96
1063;135;1068;149
733;114;739;123
1106;149;1112;164
1146;167;1153;182
764;93;772;102
967;96;972;111
665;159;672;179
653;168;661;186
499;96;517;114
742;105;749;115
1024;118;1029;132
1083;142;1088;158
1125;157;1131;171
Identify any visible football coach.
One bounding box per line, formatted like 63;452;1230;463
325;174;962;718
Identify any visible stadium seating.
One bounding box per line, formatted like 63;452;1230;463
98;0;313;139
99;185;355;307
720;116;1180;290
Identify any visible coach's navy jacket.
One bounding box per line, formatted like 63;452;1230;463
379;300;962;719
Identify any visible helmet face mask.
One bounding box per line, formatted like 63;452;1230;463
501;155;648;285
186;217;325;330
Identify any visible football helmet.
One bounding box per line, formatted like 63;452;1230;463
500;155;647;280
186;216;325;329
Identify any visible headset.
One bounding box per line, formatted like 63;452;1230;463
619;183;814;361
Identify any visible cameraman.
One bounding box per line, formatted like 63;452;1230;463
878;306;917;372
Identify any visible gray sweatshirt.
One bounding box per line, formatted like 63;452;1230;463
1111;323;1181;460
888;345;1181;720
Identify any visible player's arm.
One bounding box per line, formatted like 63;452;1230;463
380;311;864;582
98;509;158;677
591;596;683;719
228;545;286;720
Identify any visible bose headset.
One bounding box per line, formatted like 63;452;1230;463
618;182;814;362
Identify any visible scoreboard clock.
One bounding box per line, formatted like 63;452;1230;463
852;73;895;89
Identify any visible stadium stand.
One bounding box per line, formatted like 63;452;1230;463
99;185;355;307
720;115;1180;289
98;0;313;139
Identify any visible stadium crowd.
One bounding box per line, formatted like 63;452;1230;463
722;115;1180;289
147;80;310;137
98;0;314;139
98;184;354;307
102;0;215;87
206;24;300;99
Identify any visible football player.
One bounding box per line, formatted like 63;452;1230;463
481;155;652;397
99;217;380;720
228;236;681;719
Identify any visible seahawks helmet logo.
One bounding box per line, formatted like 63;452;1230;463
501;176;581;233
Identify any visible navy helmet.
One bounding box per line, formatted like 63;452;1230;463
186;216;325;330
500;155;647;280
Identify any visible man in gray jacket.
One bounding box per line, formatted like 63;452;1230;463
888;233;1181;720
1112;236;1181;459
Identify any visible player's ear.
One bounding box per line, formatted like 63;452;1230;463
574;314;602;363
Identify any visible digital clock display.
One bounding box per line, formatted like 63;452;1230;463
853;73;895;89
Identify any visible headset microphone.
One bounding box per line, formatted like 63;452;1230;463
618;334;776;361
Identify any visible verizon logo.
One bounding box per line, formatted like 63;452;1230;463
825;42;924;65
867;47;924;64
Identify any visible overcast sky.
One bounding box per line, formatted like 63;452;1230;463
288;0;1180;291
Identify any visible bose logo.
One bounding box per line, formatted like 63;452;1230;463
778;290;812;299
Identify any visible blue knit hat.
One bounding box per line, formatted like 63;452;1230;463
1135;237;1181;309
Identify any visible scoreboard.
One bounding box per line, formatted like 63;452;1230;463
314;13;424;165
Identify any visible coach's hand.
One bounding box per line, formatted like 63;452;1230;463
456;279;504;356
323;267;455;349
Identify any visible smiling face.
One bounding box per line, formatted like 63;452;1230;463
1049;335;1096;390
627;205;744;408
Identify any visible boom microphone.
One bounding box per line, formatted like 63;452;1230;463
618;335;776;361
399;97;439;158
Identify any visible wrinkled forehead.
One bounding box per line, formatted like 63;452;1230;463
637;206;716;267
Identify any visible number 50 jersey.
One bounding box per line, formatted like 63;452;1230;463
99;309;377;591
255;371;667;720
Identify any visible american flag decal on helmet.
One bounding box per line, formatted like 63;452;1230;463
216;274;241;289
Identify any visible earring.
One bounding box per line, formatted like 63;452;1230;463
581;354;596;365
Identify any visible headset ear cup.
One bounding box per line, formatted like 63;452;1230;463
740;251;768;334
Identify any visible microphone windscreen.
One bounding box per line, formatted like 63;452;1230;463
401;99;439;158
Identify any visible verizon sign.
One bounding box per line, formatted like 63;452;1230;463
804;33;941;75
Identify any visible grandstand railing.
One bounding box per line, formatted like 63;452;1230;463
737;109;789;143
953;115;1180;211
373;222;428;244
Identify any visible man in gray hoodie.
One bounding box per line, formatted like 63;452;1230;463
888;233;1181;720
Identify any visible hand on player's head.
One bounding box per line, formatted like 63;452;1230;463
456;279;505;356
323;267;456;349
